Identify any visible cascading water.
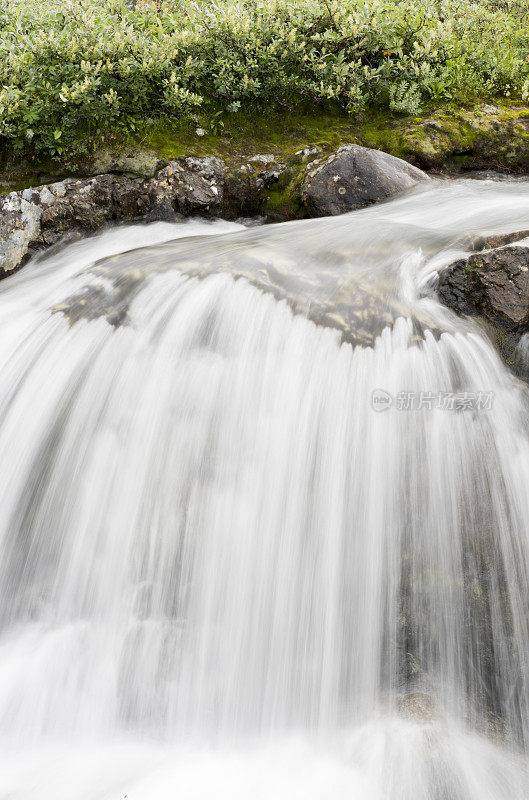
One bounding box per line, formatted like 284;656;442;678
1;180;529;799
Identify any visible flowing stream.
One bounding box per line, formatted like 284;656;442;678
1;180;529;798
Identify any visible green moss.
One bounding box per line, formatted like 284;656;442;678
3;100;529;198
139;108;360;164
378;102;529;170
262;164;306;221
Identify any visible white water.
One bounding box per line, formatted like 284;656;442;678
1;181;529;798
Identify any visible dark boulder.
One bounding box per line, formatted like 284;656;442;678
301;144;429;217
112;176;151;220
221;164;264;218
438;246;529;332
438;243;529;380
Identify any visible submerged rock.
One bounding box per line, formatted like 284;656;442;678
301;144;428;217
474;230;529;251
398;692;436;722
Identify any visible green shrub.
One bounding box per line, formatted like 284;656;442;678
1;0;528;162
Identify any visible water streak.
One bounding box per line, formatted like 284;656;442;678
1;181;529;798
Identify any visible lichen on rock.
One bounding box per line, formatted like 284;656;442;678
301;144;428;216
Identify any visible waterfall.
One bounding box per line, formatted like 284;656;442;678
1;181;529;798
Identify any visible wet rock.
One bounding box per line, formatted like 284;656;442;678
112;176;151;220
437;259;475;318
301;144;428;217
398;692;436;722
0;159;232;276
437;243;529;380
0;193;42;275
474;230;529;251
439;246;529;332
39;176;114;232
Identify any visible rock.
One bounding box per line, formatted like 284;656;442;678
92;147;162;179
0;157;233;276
437;259;475;318
294;146;323;164
112;176;151;219
474;230;529;251
0;193;42;276
147;156;226;216
0;156;236;276
301;144;428;217
247;154;289;188
259;165;289;188
38;176;115;232
221;164;264;218
249;154;276;166
398;692;435;722
438;243;529;381
439;246;529;332
392;103;529;171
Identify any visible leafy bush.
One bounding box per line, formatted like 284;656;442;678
1;0;528;161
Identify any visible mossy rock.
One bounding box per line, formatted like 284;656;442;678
375;103;529;171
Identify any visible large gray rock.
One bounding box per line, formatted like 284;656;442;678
0;193;42;276
301;144;429;217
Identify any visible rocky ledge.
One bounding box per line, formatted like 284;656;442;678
0;146;427;278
